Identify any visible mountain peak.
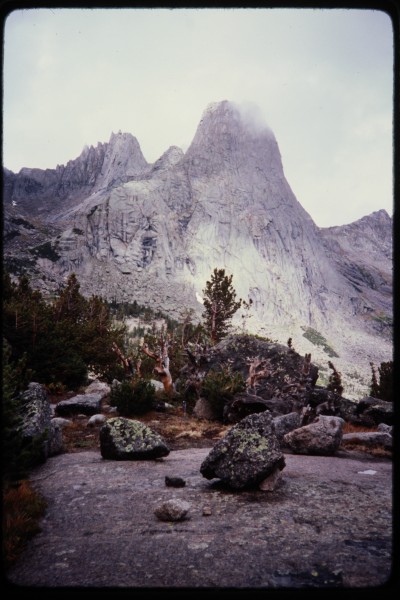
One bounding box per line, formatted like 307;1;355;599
184;100;281;177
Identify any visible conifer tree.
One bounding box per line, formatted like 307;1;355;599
202;268;242;343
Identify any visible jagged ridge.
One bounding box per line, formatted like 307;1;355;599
3;100;393;398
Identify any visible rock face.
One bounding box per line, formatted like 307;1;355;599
3;100;392;395
200;411;285;489
99;417;170;460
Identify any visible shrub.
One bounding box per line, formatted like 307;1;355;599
110;379;156;416
3;480;47;569
201;366;245;420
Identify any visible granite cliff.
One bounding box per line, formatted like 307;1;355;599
3;100;392;397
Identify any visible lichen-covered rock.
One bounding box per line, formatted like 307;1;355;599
284;415;344;456
55;393;102;416
100;417;170;460
200;411;285;489
18;382;63;461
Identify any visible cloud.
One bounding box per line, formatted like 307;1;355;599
2;7;393;227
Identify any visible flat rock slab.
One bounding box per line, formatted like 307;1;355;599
6;449;392;589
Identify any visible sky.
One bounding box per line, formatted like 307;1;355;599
2;7;394;227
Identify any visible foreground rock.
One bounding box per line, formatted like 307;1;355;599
99;417;170;460
200;412;285;489
154;499;191;522
284;415;344;456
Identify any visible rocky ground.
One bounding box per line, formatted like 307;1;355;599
4;400;395;591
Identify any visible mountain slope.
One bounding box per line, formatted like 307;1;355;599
3;100;392;397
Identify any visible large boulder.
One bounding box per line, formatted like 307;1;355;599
100;417;170;460
283;415;344;456
200;411;285;489
18;382;63;462
180;334;320;420
55;393;103;416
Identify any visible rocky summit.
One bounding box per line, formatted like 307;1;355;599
3;100;392;396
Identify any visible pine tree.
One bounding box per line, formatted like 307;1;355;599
202;268;242;343
370;361;393;402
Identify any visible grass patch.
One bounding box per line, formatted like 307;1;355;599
301;326;339;358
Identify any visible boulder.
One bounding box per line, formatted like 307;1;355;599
342;431;392;450
200;411;285;489
87;414;107;427
84;380;111;399
55;393;103;416
283;415;344;456
99;417;170;460
18;382;63;461
51;417;73;428
193;397;220;421
273;412;301;446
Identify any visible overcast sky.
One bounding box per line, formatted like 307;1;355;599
2;7;394;227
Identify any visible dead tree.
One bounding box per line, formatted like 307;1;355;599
111;342;135;378
246;357;270;392
141;332;173;393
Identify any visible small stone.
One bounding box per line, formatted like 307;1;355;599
202;505;212;516
154;499;191;522
165;476;186;488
